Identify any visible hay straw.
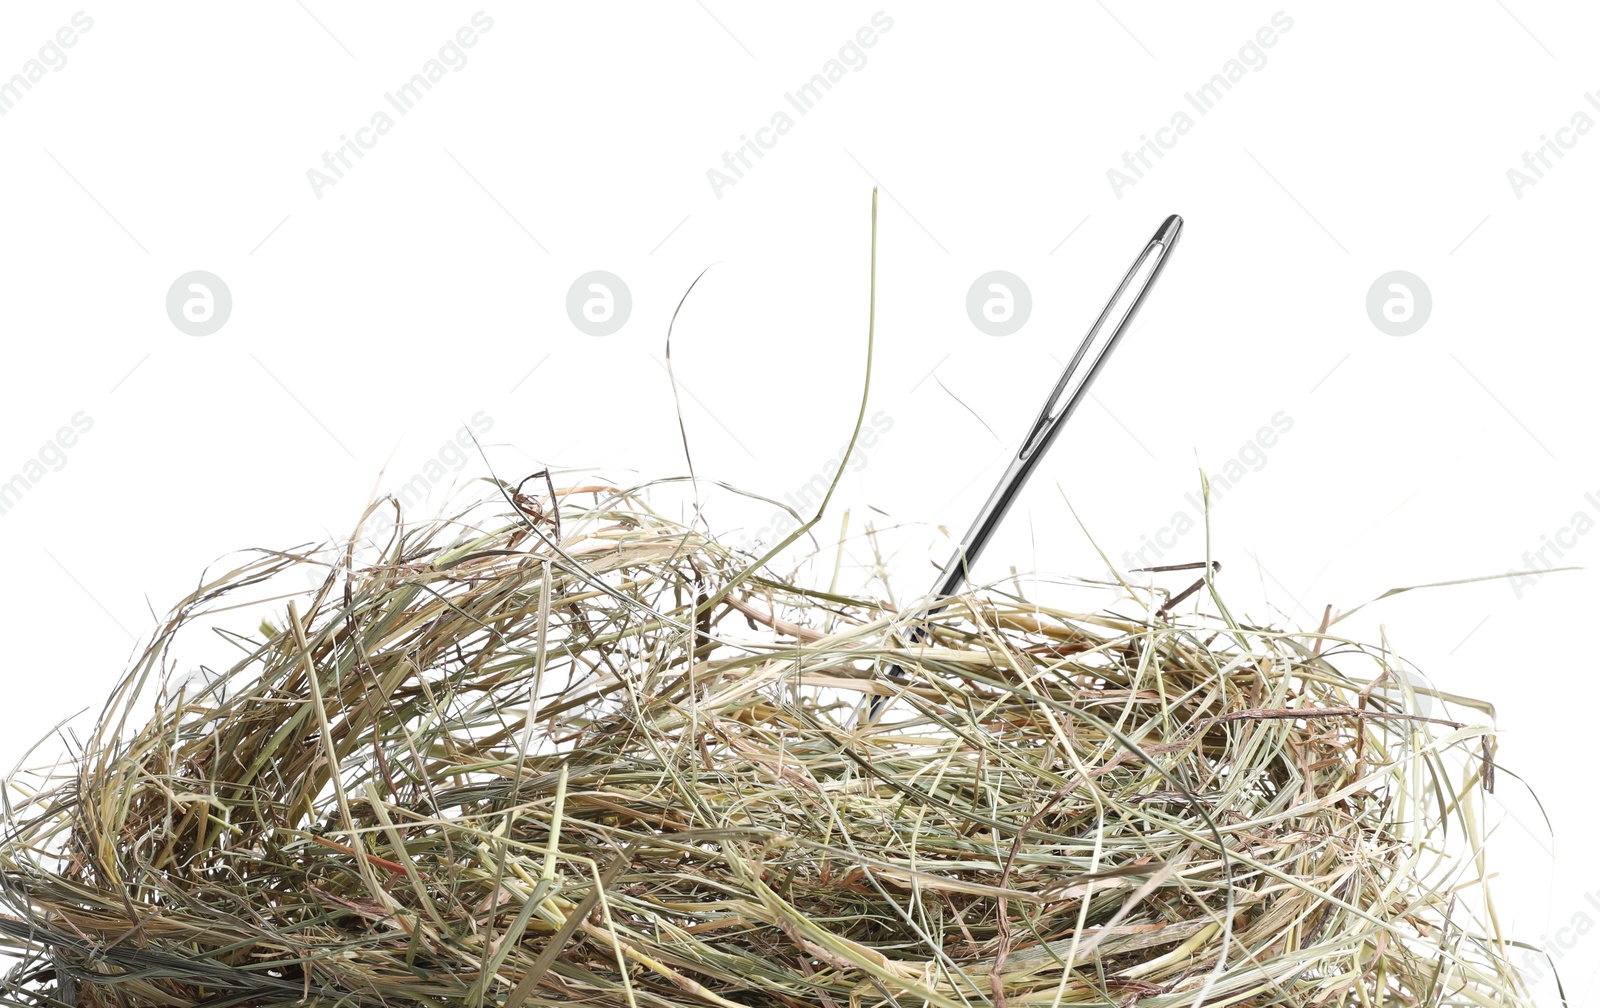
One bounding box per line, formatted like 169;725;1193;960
0;192;1533;1006
0;481;1532;1007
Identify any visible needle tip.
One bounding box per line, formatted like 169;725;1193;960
1153;214;1183;247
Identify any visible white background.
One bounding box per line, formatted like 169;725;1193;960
1;3;1595;998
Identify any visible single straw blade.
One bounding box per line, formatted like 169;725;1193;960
869;214;1183;719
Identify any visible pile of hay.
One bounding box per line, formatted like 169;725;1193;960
0;483;1530;1007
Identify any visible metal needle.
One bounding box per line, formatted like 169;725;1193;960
870;214;1185;719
